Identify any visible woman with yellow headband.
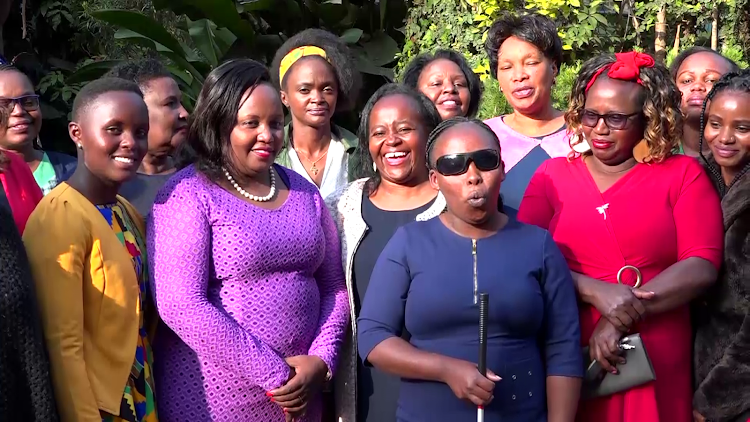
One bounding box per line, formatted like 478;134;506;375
271;29;362;199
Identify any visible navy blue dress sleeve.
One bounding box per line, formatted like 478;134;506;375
540;231;583;378
357;227;410;365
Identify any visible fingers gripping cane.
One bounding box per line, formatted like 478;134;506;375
478;292;489;422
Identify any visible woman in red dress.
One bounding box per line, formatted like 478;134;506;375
518;52;724;422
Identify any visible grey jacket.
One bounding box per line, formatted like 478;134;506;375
324;179;446;422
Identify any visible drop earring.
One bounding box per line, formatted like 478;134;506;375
77;143;83;150
35;135;42;149
372;162;377;172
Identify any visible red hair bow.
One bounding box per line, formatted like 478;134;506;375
585;51;656;93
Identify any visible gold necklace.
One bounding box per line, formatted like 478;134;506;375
295;146;329;176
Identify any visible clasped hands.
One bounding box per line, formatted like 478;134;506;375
587;281;655;374
268;355;328;422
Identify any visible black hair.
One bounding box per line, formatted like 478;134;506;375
72;77;144;121
271;28;361;112
699;69;750;196
178;59;274;181
425;116;505;212
104;59;172;91
485;12;563;80
566;53;682;163
401;49;483;118
354;83;441;194
669;47;739;80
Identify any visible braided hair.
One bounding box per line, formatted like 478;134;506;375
566;54;683;163
425;116;505;211
699;69;750;196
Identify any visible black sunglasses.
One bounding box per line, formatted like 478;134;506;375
581;110;640;130
434;148;501;176
0;95;40;112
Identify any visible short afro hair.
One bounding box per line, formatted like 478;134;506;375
271;28;361;112
485;12;563;80
401;49;483;118
72;77;144;121
669;46;739;80
104;59;172;91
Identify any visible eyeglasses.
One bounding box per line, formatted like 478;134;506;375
0;95;40;112
581;110;640;130
434;149;501;176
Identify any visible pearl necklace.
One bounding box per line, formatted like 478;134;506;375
223;167;276;202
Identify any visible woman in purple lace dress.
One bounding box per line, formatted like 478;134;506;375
147;59;350;422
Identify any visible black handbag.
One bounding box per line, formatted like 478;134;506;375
581;333;656;400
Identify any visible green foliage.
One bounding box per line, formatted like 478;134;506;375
399;0;510;79
525;0;615;53
64;0;408;112
551;61;581;111
722;41;749;69
477;78;512;119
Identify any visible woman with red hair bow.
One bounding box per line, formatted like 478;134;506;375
518;52;724;422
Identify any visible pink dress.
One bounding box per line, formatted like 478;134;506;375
518;156;724;422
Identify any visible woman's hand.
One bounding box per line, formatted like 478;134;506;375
269;355;328;418
587;281;655;332
441;358;501;406
588;318;626;375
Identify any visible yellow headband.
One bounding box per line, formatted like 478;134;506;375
279;46;329;83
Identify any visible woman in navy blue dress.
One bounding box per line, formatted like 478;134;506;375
357;117;582;421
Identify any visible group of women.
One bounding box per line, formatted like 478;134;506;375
0;10;748;422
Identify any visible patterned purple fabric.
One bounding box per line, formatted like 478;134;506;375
147;165;349;422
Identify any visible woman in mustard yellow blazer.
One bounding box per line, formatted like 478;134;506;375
22;78;157;422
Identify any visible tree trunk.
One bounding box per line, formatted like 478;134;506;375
655;3;668;62
673;23;681;51
632;12;641;47
711;4;719;50
683;17;693;45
